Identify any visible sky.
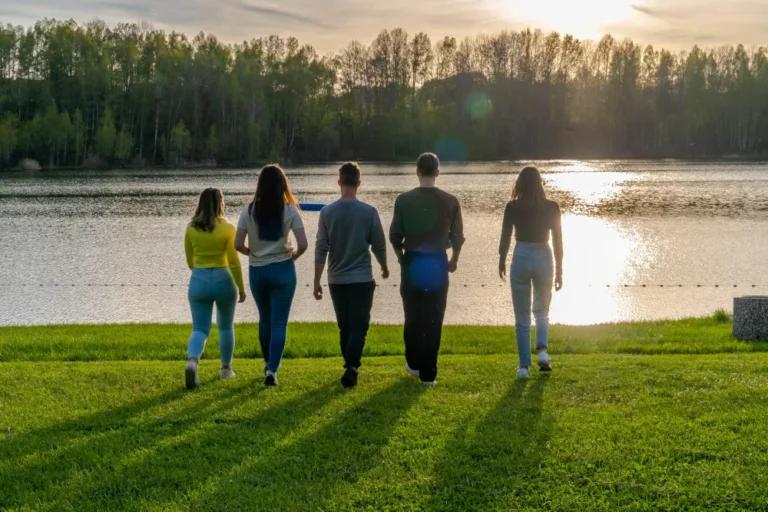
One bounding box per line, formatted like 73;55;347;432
1;0;767;53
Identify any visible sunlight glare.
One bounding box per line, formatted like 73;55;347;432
550;215;651;325
493;0;637;39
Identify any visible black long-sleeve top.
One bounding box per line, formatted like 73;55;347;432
498;199;563;272
389;187;465;254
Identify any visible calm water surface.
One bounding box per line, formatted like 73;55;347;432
2;160;768;326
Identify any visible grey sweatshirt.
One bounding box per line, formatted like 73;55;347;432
315;199;387;284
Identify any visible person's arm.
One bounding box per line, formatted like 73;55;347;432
314;210;329;299
290;206;309;260
389;197;405;265
184;226;194;270
448;198;465;273
235;228;249;256
498;202;514;280
235;207;250;256
552;203;564;291
225;225;246;301
371;210;389;279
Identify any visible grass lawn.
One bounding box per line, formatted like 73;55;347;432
3;316;768;510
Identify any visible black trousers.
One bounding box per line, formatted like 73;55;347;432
329;281;376;369
401;253;449;383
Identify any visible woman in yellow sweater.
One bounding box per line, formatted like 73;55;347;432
184;188;246;389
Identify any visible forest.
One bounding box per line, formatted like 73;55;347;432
0;18;767;168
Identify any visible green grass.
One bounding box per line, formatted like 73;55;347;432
0;315;762;362
3;316;768;510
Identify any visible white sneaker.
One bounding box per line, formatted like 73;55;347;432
537;351;552;372
405;363;420;379
517;367;530;380
421;381;437;387
185;360;200;389
220;368;236;380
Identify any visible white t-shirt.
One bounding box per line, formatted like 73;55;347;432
238;204;304;267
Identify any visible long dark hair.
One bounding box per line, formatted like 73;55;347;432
249;164;299;241
191;187;225;232
511;166;547;207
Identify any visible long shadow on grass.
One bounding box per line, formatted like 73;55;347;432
424;375;551;511
187;379;424;510
0;378;340;510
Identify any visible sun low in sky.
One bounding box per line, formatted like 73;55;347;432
2;0;766;51
492;0;637;40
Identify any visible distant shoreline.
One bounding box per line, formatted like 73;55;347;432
3;155;768;173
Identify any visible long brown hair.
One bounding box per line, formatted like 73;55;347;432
511;166;547;207
249;164;299;241
191;187;225;232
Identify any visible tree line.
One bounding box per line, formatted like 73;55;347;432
0;18;767;169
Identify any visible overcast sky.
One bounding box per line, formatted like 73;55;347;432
1;0;767;53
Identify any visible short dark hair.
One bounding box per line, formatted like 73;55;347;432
339;162;361;186
416;153;440;177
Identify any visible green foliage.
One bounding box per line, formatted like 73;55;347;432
170;120;192;164
95;108;117;159
0;20;768;167
205;124;219;160
114;129;133;163
0;113;18;166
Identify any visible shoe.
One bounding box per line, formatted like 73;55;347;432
537;351;552;372
405;363;420;379
185;360;200;389
517;367;530;380
264;372;278;388
220;368;236;380
421;381;437;387
341;368;358;388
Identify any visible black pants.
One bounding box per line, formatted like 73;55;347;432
329;281;376;369
401;253;449;383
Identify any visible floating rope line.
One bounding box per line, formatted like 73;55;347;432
0;283;765;289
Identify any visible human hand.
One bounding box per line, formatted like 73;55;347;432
381;265;390;279
238;292;247;303
499;262;506;280
292;251;300;260
448;259;458;273
555;274;563;291
313;282;323;300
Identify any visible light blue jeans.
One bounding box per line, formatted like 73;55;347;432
249;259;297;372
510;242;554;367
187;268;238;366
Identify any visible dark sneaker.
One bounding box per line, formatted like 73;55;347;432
264;373;278;388
341;368;358;388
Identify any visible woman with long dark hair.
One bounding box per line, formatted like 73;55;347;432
184;188;246;389
235;164;308;387
498;166;563;379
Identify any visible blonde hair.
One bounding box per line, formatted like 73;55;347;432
191;187;225;232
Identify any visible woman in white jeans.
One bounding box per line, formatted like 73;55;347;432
498;167;563;379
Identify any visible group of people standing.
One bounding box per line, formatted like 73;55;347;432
182;153;563;389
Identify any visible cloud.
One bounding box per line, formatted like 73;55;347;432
2;0;767;53
631;5;662;17
229;0;335;30
607;0;768;49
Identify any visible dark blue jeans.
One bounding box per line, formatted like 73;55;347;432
249;259;297;372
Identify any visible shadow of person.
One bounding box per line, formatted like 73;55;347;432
424;375;551;511
189;378;425;509
0;376;339;510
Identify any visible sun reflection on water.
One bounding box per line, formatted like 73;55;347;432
549;215;655;325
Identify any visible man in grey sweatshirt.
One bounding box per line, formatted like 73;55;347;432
314;162;389;388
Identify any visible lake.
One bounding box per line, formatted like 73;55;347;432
2;160;768;326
